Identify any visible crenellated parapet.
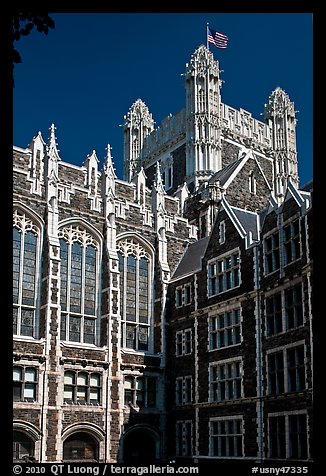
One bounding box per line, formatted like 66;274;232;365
221;104;272;151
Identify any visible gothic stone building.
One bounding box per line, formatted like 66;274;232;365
13;45;313;464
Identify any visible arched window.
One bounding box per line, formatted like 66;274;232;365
13;430;35;462
117;238;152;352
63;432;99;461
13;209;41;338
59;225;100;344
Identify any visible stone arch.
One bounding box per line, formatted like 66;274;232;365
121;425;161;463
13;200;45;231
58;216;104;247
61;423;105;462
116;231;155;258
13;420;42;462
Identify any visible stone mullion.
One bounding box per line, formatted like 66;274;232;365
107;255;121;462
43;239;63;462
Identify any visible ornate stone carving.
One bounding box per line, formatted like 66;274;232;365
13;209;39;235
58;224;98;249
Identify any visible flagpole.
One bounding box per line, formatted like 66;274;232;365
206;22;209;49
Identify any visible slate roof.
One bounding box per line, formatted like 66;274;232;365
230;207;259;241
207;157;244;186
172;236;210;280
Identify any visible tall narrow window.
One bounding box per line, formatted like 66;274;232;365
284;219;301;264
176;421;192;457
266;293;283;336
59;225;99;345
285;285;303;330
13;210;41;338
118;238;152;352
249;171;256;194
264;232;280;274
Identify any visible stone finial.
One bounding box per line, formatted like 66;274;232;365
104;144;116;176
154;162;165;195
47;123;61;161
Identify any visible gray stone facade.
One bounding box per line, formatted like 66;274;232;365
13;44;312;465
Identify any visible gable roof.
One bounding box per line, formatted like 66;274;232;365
208;157;244;186
206;149;272;191
171;236;210;281
231;206;259;241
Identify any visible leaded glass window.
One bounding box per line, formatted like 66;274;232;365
118;238;152;352
13;210;41;338
59;225;99;345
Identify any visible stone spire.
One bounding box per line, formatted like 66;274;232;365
29;131;46;195
48;123;61;163
45;123;60;243
103;144;117;197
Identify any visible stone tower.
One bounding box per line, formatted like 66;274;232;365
264;87;299;202
184;45;223;190
123;99;154;182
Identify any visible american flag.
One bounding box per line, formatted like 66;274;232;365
207;27;228;49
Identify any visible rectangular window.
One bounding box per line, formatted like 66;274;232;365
209;309;241;349
285;285;303;330
269;415;286;459
184;285;191;305
175;288;183;308
289;414;308;459
175;284;192;307
176;332;183;357
210;361;242;401
13;366;37;402
265;232;280;274
284;219;301;265
208;251;240;296
268;345;305;395
176;421;192;457
123;375;157;408
219;221;225;245
268;351;284;395
268;413;308;460
176;329;192;356
287;346;305;392
266;293;282;336
176;378;183;405
210;418;243;457
64;371;101;405
175;376;192;405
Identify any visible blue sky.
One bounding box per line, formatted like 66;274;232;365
13;12;313;186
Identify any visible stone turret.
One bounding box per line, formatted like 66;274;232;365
264;87;299;202
123;99;154;182
184;44;223;190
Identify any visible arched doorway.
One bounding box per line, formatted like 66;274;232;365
123;428;158;464
63;432;99;461
13;430;35;462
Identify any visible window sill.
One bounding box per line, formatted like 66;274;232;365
13;335;44;344
60;341;104;350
